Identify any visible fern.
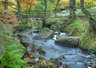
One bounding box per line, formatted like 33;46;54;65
1;44;25;68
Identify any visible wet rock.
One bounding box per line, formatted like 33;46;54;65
20;40;29;47
55;36;80;47
58;55;65;60
0;65;3;68
53;58;62;67
85;62;94;68
17;33;26;39
33;28;54;39
33;30;40;33
27;59;37;64
36;46;46;55
63;64;69;68
0;46;5;59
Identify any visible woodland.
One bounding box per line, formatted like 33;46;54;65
0;0;96;68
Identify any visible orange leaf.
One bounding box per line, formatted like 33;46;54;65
42;60;46;64
24;57;30;61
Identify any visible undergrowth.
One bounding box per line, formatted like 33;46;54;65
1;44;25;68
67;17;96;52
80;32;96;52
0;10;20;27
67;18;85;36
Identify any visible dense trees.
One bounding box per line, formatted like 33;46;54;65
1;0;96;30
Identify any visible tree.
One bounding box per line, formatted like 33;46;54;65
16;0;21;15
69;0;76;19
68;0;76;24
55;0;60;17
4;0;8;10
42;0;47;27
80;0;96;33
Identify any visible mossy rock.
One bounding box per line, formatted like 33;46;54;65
0;21;12;36
14;24;28;32
0;21;25;59
0;65;3;68
55;36;80;47
50;23;61;31
33;28;54;39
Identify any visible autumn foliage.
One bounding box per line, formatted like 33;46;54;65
0;10;20;27
22;0;40;10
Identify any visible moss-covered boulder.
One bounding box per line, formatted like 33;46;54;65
14;24;28;32
33;28;54;39
55;36;80;47
0;21;25;59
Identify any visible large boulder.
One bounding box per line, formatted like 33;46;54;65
0;21;25;60
33;28;54;39
55;36;80;47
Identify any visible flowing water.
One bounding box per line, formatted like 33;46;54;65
18;28;96;68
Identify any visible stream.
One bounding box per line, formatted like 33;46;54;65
17;28;96;68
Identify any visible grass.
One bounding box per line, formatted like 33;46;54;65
67;18;85;36
67;17;96;52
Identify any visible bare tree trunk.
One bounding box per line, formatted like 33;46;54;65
69;0;76;18
55;0;60;17
43;0;47;28
4;0;8;10
17;1;21;15
80;0;96;33
68;0;76;24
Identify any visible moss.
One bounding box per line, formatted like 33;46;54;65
14;24;28;32
80;32;96;52
67;18;85;36
46;18;64;25
0;21;25;60
50;23;61;31
67;17;96;52
0;21;12;36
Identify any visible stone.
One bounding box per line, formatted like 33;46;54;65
36;46;46;55
58;55;65;60
0;65;3;68
0;21;25;60
20;40;29;47
55;36;80;47
33;28;54;39
27;59;36;64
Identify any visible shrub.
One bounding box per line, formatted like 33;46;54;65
80;32;96;52
1;44;25;68
0;10;21;27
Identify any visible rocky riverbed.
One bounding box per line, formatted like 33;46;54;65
15;28;96;68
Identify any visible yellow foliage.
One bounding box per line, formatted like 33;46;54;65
59;0;69;9
27;22;35;28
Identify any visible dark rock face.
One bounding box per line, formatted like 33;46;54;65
20;40;29;47
55;36;80;47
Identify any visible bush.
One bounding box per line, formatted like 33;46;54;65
80;32;96;52
14;24;28;32
1;44;25;68
0;10;21;27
